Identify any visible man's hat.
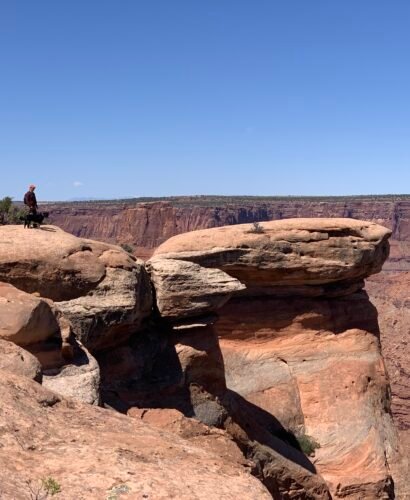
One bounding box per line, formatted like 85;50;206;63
29;184;36;189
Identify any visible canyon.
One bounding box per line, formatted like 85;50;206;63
46;196;410;428
0;215;405;498
46;196;410;267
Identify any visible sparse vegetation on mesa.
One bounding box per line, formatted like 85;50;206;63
0;196;25;225
247;221;265;234
45;193;410;208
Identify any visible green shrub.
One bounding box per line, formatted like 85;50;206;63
41;477;61;496
0;196;25;225
247;221;265;234
296;434;320;456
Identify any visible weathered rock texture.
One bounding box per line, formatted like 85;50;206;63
214;295;395;498
0;213;403;497
147;219;396;499
153;218;391;296
46;197;410;268
0;282;59;345
147;258;245;321
0;370;271;500
0;339;42;382
45;196;410;483
42;343;100;405
0;225;152;350
367;272;410;431
127;407;251;468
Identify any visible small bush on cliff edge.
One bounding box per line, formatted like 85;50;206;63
247;221;265;234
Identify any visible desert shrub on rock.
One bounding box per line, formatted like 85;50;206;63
0;196;25;225
297;434;320;456
247;221;265;234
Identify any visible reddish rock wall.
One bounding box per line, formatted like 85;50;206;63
146;219;396;498
46;198;410;266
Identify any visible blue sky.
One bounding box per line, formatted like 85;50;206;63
1;1;410;201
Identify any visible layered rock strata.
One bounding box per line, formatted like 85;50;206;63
147;258;245;321
0;219;400;498
46;197;410;268
152;218;390;298
45;197;410;449
147;218;396;498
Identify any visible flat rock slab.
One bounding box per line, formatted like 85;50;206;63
0;226;153;350
153;218;391;294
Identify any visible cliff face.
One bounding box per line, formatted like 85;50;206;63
45;197;410;474
145;219;396;498
47;198;410;266
0;219;399;498
366;272;410;430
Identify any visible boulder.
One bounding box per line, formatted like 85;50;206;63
0;226;153;350
0;282;59;345
0;339;42;382
147;258;245;321
42;344;100;405
153;218;391;296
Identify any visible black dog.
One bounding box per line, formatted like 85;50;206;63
20;211;49;229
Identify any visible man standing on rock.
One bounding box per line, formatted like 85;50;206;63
24;184;38;215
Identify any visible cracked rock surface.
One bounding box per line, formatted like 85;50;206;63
0;225;152;350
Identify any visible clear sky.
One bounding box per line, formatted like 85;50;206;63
1;1;410;201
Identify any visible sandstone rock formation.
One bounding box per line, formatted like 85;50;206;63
127;407;251;468
0;370;271;500
146;218;396;499
45;196;410;487
153;219;391;296
366;272;410;499
0;225;152;350
46;197;410;268
214;295;395;498
0;339;42;382
42;343;100;405
0;282;59;345
367;272;410;431
0;216;403;497
0;279;100;404
0;288;114;409
147;258;245;321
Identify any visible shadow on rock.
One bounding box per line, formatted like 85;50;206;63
98;322;331;498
